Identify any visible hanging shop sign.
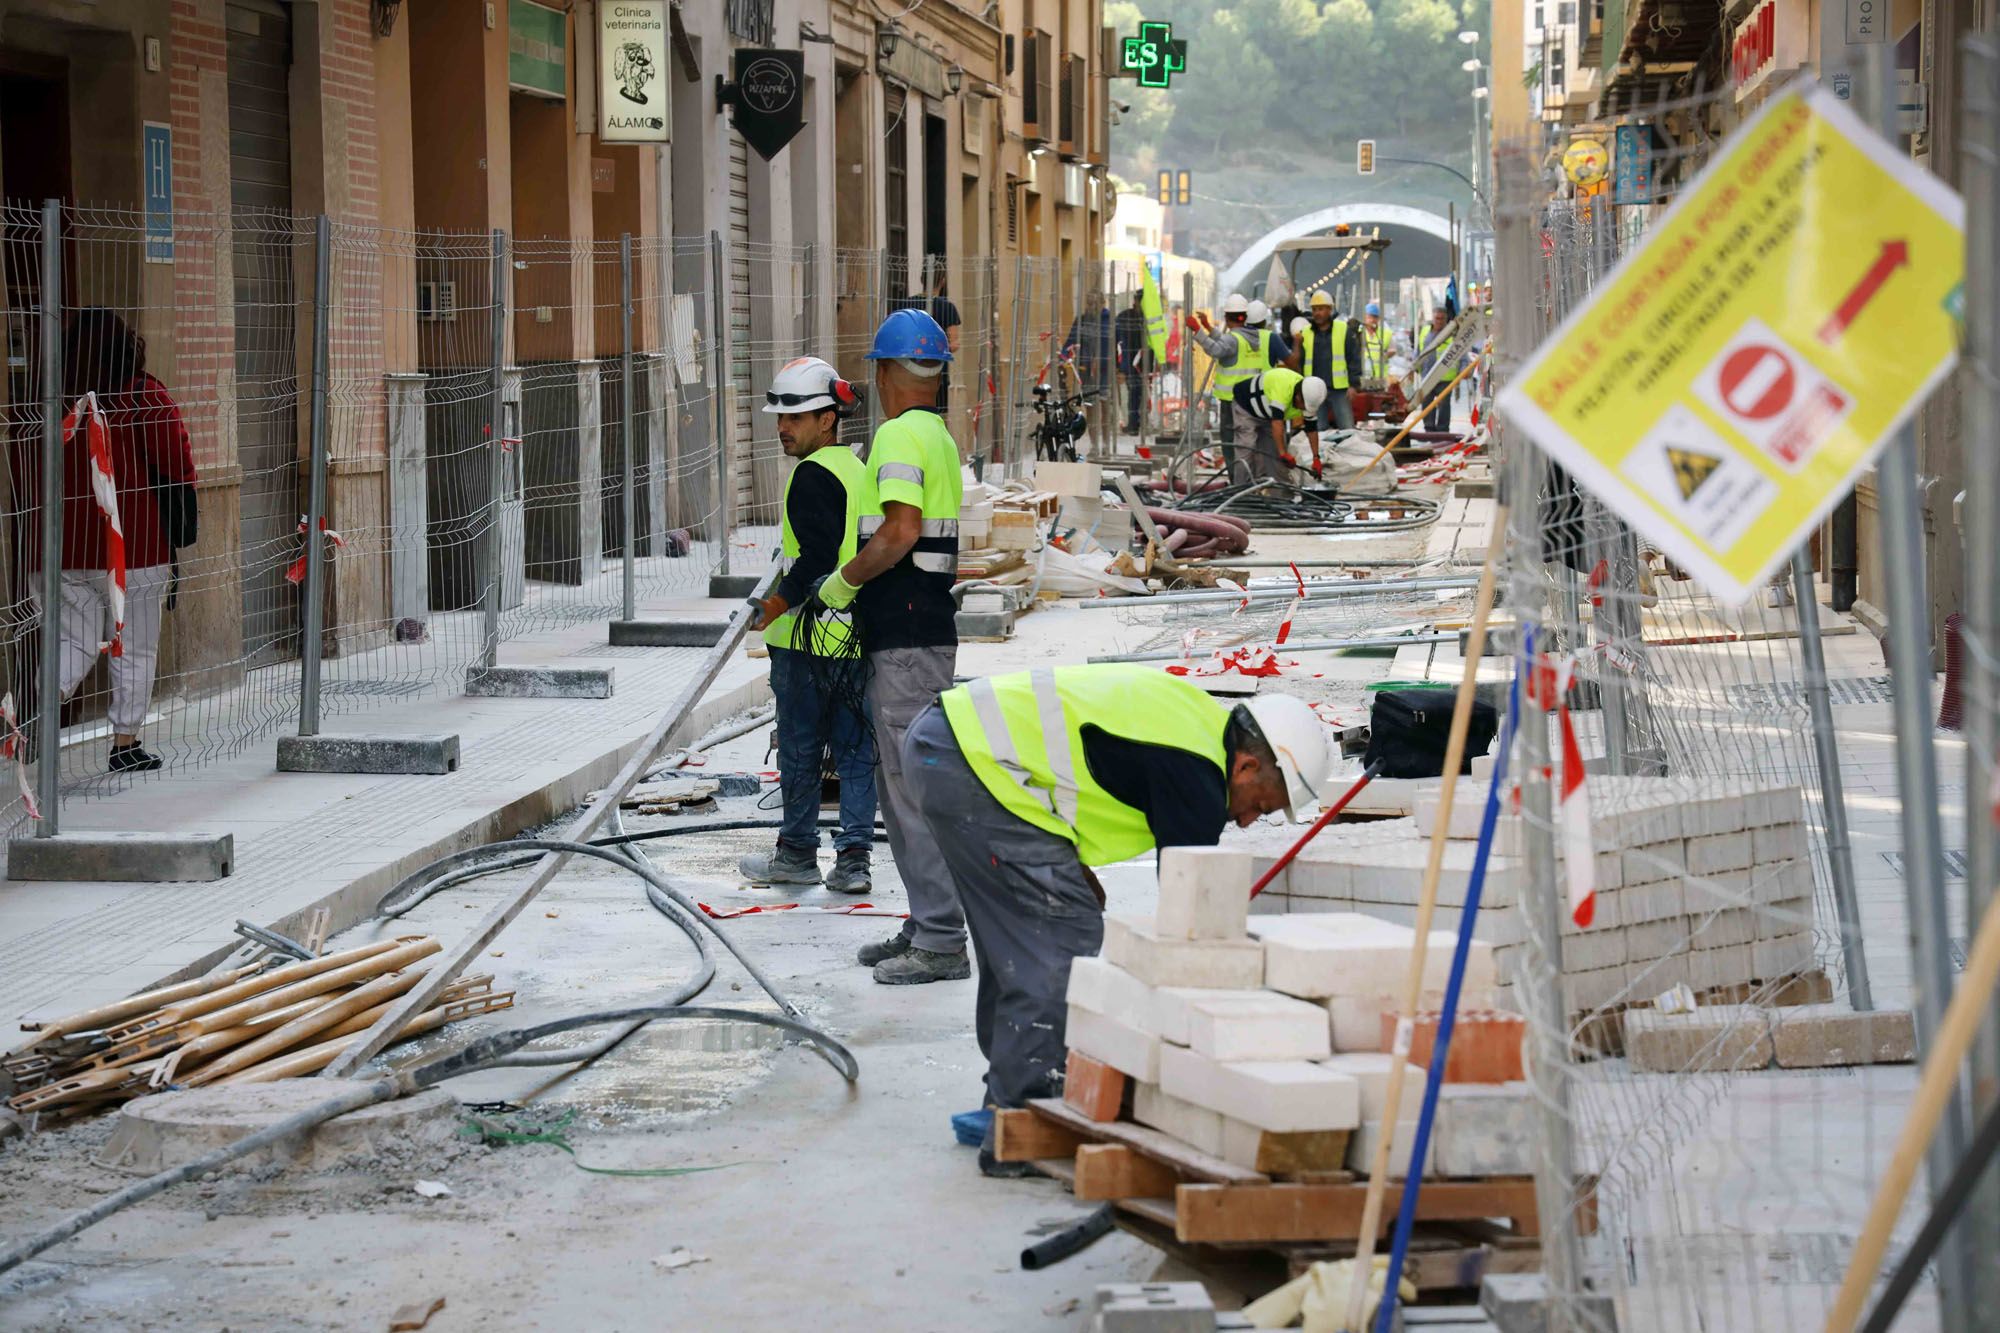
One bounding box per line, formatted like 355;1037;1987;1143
1119;21;1187;89
598;1;669;141
1613;123;1653;204
1499;85;1964;604
1562;136;1609;187
509;0;566;100
1730;0;1805;101
722;48;805;162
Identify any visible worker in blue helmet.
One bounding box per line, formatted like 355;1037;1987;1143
1359;301;1398;383
812;307;972;986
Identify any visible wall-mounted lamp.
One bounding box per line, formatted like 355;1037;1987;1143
876;22;902;63
946;64;964;96
372;0;401;37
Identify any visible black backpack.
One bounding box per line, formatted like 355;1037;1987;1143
1363;688;1498;779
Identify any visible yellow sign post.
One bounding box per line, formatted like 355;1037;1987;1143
1499;82;1964;603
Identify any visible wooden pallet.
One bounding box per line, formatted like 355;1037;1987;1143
995;1098;1597;1292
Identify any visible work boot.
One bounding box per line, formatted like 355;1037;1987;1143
824;849;872;895
978;1145;1036;1179
737;842;822;886
108;743;162;774
873;946;972;985
857;931;912;967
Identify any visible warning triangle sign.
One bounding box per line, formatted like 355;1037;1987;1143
1668;446;1723;501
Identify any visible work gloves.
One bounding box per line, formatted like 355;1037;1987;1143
812;568;862;612
750;593;788;632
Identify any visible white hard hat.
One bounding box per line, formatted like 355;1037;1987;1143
1246;299;1271;326
1299;376;1328;415
1222;292;1250;315
1289;316;1309;339
761;355;853;415
1241;693;1332;822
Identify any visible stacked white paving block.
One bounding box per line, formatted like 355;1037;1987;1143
1240;775;1815;1019
1072;848;1361;1138
1248;913;1496;1053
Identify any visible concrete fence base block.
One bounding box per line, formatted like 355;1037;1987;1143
465;665;614;699
8;831;234;882
276;734;461;775
609;619;729;648
955;610;1016;641
707;573;763;599
1481;1273;1618;1333
99;1082;459;1175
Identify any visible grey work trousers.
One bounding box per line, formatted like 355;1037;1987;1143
1231;408;1289;483
1316;388;1356;433
905;704;1103;1108
867;644;967;953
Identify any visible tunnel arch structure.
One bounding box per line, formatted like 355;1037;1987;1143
1219;204;1459;298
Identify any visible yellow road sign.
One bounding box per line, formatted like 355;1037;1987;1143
1499;82;1964;603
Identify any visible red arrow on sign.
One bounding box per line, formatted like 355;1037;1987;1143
1818;240;1909;345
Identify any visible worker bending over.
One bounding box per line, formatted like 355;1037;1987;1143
743;358;877;894
1231;367;1326;483
811;309;972;986
901;665;1331;1175
1190;294;1286;480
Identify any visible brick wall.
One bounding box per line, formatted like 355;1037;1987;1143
167;0;234;478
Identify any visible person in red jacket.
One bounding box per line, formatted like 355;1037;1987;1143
37;309;197;773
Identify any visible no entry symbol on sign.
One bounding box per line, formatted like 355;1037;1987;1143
1717;344;1796;421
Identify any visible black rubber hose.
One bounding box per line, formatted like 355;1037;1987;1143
1019;1204;1117;1270
0;1004;859;1279
409;1004;860;1086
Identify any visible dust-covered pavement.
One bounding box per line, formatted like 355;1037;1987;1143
0;721;1202;1332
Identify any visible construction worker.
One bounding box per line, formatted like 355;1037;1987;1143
1231;366;1327;482
1415;307;1460;434
1296;291;1361;433
743;358;877;894
1358;301;1398;383
899;665;1332;1175
1189;294;1276;479
810;308;971;985
1246;299;1295;371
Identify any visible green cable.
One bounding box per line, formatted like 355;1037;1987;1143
459;1110;747;1179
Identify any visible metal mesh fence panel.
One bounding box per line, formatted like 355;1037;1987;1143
1489;75;1956;1332
0;209;754;836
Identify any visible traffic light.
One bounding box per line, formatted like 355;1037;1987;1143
1176;170;1191;205
1157;170;1171;205
1357;140;1376;175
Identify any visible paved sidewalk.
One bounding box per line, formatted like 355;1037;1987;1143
0;591;773;1037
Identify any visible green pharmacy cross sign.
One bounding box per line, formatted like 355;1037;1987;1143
1120;21;1187;89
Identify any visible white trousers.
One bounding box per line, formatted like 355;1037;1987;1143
30;564;171;734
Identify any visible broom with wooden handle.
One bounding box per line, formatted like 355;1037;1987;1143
1340;509;1507;1333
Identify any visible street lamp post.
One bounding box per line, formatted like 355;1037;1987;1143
1460;37;1490;279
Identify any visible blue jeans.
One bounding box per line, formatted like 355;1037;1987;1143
770;646;877;853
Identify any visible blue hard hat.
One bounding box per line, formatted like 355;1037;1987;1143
865;308;954;362
1365;301;1382;316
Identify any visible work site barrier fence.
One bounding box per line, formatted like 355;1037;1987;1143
0;206;1168;841
1486;55;1989;1333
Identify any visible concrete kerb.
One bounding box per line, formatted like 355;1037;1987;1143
4;668;772;1049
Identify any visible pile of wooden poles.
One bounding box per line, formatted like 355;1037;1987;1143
5;936;514;1123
